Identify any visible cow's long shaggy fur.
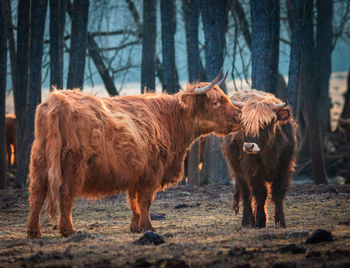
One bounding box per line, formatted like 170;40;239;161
27;84;241;238
222;90;297;228
5;114;16;166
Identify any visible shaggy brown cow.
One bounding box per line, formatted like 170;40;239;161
27;72;242;238
222;90;297;228
5;114;16;166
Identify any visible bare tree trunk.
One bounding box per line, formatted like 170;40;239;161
16;0;48;189
183;0;201;185
0;0;8;189
316;0;333;134
6;0;16;96
161;0;177;93
200;0;230;184
250;0;280;94
301;0;328;185
66;0;89;90
13;0;31;185
50;0;66;89
287;0;304;113
141;0;157;93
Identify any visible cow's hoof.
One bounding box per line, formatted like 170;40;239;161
27;229;42;239
59;228;76;237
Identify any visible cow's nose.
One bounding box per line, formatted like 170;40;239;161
243;142;260;154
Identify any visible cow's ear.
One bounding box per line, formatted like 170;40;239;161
180;93;195;108
276;108;291;123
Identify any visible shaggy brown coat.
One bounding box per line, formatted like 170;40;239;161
5;114;16;166
27;84;242;238
222;90;297;228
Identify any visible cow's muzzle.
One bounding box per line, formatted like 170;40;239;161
243;142;260;154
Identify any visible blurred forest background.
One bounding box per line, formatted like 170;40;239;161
0;0;350;190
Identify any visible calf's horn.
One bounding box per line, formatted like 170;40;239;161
272;99;288;110
231;100;245;108
194;69;222;94
217;71;228;87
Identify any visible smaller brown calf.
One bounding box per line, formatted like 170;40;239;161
222;90;297;228
5;114;16;166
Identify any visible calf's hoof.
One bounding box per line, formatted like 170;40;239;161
27;229;42;239
130;225;142;233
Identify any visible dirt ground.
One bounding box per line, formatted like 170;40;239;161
0;183;350;268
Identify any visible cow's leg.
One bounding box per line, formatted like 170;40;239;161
58;153;85;237
27;170;48;238
136;189;155;232
237;178;254;227
128;190;141;233
57;184;77;237
251;177;267;228
271;175;290;228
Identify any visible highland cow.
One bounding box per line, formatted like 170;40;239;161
222;90;297;228
5;114;16;166
27;72;242;238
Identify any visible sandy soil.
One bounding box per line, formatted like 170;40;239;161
0;183;350;267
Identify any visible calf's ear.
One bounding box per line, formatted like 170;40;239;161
276;108;291;123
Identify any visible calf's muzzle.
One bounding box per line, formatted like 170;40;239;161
243;142;260;154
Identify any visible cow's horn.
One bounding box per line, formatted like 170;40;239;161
194;69;222;94
273;99;288;110
217;71;228;87
231;100;245;108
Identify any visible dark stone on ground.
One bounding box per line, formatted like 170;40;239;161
279;244;306;254
328;187;339;194
272;262;297;268
150;213;166;220
228;246;247;256
306;250;321;258
306;229;333;244
174;203;200;209
132;231;165;246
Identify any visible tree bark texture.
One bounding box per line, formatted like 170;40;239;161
16;0;48;189
50;0;66;89
250;0;280;94
316;0;333;133
66;0;89;90
229;0;287;98
301;0;328;185
183;0;201;185
341;70;350;119
161;0;177;93
0;0;8;189
141;0;156;93
200;0;230;184
287;0;304;114
14;0;31;175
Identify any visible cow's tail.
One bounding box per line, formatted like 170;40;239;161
46;104;63;225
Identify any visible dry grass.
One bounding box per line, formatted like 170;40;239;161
0;183;350;267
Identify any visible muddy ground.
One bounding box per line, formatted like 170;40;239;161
0;183;350;268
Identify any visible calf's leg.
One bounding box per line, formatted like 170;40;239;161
236;178;254;227
271;175;289;228
251;178;267;228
